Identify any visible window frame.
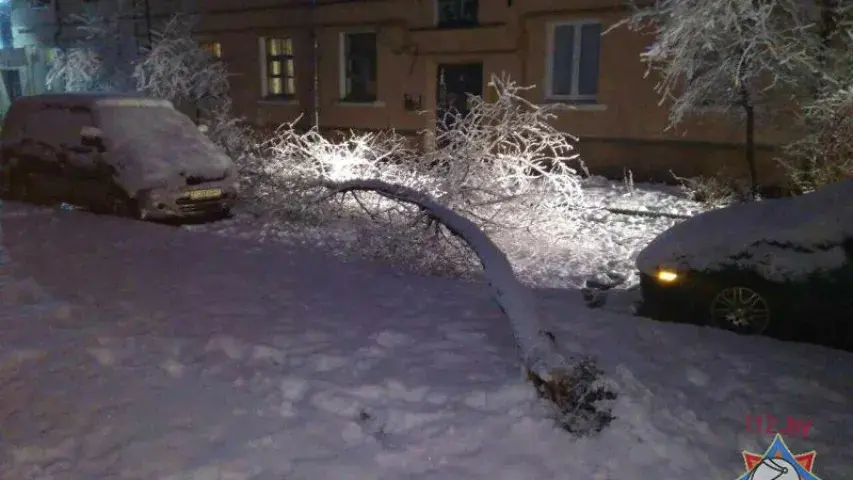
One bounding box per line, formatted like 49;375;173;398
259;36;296;101
545;20;602;103
28;0;52;9
199;41;222;59
0;13;13;49
338;30;378;104
0;68;22;102
435;0;479;29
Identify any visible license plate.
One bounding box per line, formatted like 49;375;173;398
188;188;222;200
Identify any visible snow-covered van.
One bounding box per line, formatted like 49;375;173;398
0;93;239;220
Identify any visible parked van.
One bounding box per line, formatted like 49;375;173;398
0;93;239;220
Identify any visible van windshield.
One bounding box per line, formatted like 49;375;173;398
92;103;230;185
95;104;199;147
93;103;225;166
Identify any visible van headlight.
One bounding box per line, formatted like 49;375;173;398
655;269;679;283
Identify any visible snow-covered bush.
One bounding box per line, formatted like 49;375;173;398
671;172;739;208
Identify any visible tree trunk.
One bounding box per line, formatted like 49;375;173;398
745;105;758;198
320;179;617;435
321;179;568;378
741;87;759;199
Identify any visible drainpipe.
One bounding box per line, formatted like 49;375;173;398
52;0;61;46
53;0;64;91
310;0;319;127
143;0;152;48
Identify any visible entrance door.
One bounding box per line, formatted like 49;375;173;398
1;69;22;102
436;62;483;130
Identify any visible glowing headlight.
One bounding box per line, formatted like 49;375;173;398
656;269;679;283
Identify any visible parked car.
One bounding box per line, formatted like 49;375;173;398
0;93;239;220
635;180;853;351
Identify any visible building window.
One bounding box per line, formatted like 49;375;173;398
262;37;295;99
0;13;12;49
547;21;601;103
200;41;222;58
1;70;22;101
436;0;478;28
340;32;377;103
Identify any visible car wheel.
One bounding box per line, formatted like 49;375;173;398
709;286;771;335
104;191;141;219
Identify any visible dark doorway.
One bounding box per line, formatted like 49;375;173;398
436;62;483;129
1;69;22;101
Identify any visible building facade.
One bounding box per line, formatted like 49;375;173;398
0;0;788;182
192;0;789;182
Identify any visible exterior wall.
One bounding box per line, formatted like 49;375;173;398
202;1;793;183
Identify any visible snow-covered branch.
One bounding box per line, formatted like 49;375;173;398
253;74;588;234
263;118;420;185
45;6;137;92
132;14;231;106
611;0;821;125
426;73;588;224
782;84;853;191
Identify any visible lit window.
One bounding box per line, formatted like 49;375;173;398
263;37;295;98
200;41;222;58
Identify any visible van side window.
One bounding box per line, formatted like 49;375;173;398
23;107;95;148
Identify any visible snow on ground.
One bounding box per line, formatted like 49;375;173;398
187;177;706;289
1;200;851;479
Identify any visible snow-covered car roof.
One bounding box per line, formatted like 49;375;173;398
636;180;853;282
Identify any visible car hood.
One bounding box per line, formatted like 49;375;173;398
636;180;853;281
107;130;235;194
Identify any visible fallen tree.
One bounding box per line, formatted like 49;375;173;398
321;179;616;436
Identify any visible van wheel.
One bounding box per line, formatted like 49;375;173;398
104;191;141;219
1;170;30;201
